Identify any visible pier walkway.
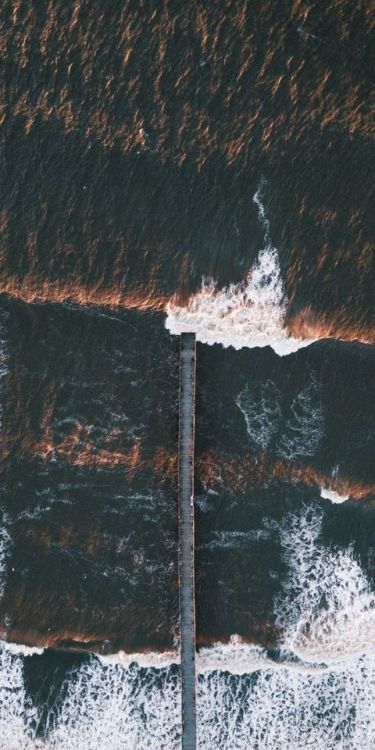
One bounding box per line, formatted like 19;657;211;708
178;333;197;750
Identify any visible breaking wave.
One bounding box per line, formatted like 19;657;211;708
196;506;375;748
0;643;181;750
46;658;180;750
197;654;375;750
97;649;179;668
198;637;282;675
166;187;316;356
0;643;38;750
276;507;375;664
0;481;373;750
320;486;349;504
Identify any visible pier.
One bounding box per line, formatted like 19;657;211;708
178;332;197;750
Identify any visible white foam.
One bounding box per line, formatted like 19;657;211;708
0;311;10;602
0;309;8;431
0;643;39;750
253;183;271;240
97;649;179;668
4;638;372;750
166;188;316;356
195;507;375;747
197;653;375;749
320;487;349;504
195;504;375;747
48;657;181;750
3;642;44;657
197;639;338;677
198;529;271;551
236;373;324;459
198;638;271;675
276;507;375;664
0;518;11;599
276;373;324;459
0;642;181;750
235;380;281;451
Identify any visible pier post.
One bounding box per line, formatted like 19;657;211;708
178;332;197;750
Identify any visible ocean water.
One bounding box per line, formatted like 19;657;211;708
0;0;374;747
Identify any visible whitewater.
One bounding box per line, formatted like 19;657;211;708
166;186;316;356
0;503;374;749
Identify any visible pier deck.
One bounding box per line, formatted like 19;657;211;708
178;332;197;750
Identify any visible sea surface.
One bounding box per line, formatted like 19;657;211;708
0;1;374;748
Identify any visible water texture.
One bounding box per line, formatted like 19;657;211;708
0;0;374;747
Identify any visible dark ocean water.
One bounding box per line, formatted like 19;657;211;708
0;0;374;748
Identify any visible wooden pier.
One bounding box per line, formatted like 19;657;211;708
178;333;197;750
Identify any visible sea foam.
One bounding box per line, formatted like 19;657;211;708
235;380;281;451
196;505;375;748
166;187;316;356
320;487;349;504
236;372;324;458
0;311;10;599
1;500;375;749
276;507;375;664
276;373;324;460
197;652;375;749
0;643;181;750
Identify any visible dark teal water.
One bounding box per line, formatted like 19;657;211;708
0;0;374;747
